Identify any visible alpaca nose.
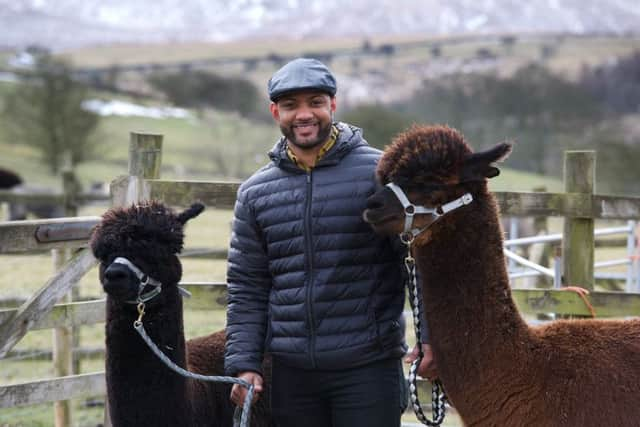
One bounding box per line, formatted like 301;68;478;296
102;263;135;297
365;194;385;210
104;263;129;283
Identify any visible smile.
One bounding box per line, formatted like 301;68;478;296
293;123;318;130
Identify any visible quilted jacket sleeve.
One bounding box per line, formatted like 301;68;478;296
224;188;272;376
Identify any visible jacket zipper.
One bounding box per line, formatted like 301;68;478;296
304;171;317;368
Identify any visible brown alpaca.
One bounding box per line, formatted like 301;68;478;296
363;124;640;427
90;201;272;427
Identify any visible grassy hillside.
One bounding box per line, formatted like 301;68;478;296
58;33;640;77
0;83;281;188
0;99;558;193
2;32;635;189
1;76;562;192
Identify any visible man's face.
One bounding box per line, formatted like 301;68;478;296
270;91;337;150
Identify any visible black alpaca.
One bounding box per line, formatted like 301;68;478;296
0;167;23;189
0;167;64;220
90;201;272;427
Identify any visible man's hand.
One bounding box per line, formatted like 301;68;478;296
405;343;438;381
230;371;263;407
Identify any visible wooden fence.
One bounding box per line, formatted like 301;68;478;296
1;132;640;426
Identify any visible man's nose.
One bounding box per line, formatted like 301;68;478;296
295;104;314;119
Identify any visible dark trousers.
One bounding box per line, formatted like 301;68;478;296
271;357;407;427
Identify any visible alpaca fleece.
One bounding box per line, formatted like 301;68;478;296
366;124;640;427
91;201;272;427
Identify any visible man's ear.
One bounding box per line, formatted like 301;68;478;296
330;96;337;113
460;142;513;182
269;102;280;122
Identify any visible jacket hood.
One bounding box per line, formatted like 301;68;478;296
268;122;367;171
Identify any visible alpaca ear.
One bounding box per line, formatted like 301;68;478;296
461;142;513;182
177;202;205;224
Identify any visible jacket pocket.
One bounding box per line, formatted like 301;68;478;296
372;308;403;351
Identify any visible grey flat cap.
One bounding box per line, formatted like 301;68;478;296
268;58;337;101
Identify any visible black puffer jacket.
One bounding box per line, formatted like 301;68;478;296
225;122;407;375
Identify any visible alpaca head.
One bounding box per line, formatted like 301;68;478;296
90;201;205;303
363;124;511;246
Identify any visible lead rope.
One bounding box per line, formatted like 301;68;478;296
404;243;447;426
133;303;254;427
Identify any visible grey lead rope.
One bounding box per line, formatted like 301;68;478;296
404;252;447;426
133;318;254;427
384;180;468;424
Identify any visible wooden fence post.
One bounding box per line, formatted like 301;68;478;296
52;248;73;427
126;132;162;204
104;132;163;427
112;132;163;207
52;170;80;427
62;170;82;373
562;151;595;290
128;132;163;180
62;170;79;218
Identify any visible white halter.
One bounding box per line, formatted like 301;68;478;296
385;182;473;244
111;257;191;304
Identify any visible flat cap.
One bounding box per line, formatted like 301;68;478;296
268;58;337;101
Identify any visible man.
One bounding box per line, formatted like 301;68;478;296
225;58;435;427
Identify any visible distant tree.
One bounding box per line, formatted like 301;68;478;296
148;70;263;118
500;35;517;54
350;57;361;74
340;104;417;149
243;58;258;72
400;63;602;174
266;53;286;67
540;44;556;61
379;44;396;56
477;48;497;60
3;53;101;173
302;53;333;65
580;50;640;114
592;136;640;196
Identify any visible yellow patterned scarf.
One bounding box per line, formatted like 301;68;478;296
286;125;339;172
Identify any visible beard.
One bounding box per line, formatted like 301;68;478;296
281;119;333;150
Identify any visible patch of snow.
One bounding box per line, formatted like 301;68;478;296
466;14;488;31
82;99;191;119
8;52;35;69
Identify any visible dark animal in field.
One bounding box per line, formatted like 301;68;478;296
89;201;272;427
0;167;64;220
363;124;640;427
0;168;23;189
